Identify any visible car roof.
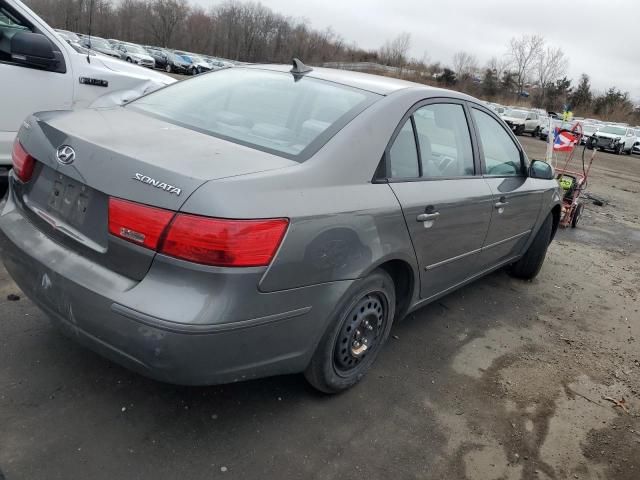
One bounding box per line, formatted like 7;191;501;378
244;64;453;96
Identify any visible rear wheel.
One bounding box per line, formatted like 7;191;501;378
532;127;539;137
126;57;132;63
509;214;553;280
571;203;583;228
305;269;396;394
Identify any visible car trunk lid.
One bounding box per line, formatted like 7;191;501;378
16;108;296;280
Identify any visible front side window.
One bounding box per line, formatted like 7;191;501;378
413;103;474;177
472;108;524;176
129;68;377;160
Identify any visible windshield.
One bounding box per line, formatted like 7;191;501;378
128;68;377;159
600;125;626;136
582;124;596;134
57;30;80;42
125;44;147;54
177;53;193;64
506;110;528;119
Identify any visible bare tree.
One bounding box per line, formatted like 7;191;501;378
507;34;544;96
379;32;411;69
536;46;568;89
149;0;188;47
452;50;478;80
487;55;511;81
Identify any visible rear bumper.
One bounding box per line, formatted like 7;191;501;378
0;181;351;385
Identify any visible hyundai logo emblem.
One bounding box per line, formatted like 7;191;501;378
56;145;76;165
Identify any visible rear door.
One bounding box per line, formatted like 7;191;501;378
385;100;494;300
469;106;545;270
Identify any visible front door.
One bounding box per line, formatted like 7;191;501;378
0;0;73;163
469;107;545;269
385;101;494;300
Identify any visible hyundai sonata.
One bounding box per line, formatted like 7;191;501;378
0;62;561;393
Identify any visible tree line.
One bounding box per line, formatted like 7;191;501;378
25;0;638;123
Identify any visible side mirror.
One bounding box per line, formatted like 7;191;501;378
529;159;554;180
11;31;58;71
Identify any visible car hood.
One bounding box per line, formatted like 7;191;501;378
92;55;172;85
502;116;525;123
595;132;622;140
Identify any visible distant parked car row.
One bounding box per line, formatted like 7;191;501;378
53;30;234;75
483;101;640;156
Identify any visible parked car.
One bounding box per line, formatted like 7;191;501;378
580;123;599;145
145;47;170;70
54;28;80;45
78;35;120;58
632;134;640;155
175;51;210;75
592;124;637;154
538;120;574;142
163;51;192;74
114;42;155;68
502;109;541;136
0;64;561;393
0;0;175;193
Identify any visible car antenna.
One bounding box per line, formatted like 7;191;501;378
290;58;312;81
86;0;94;63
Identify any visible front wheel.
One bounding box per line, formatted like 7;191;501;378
126;57;132;63
508;213;553;280
191;67;197;76
305;269;396;393
616;143;624;155
165;64;172;73
532;127;539;137
515;125;525;135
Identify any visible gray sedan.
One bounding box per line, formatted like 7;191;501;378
0;63;561;393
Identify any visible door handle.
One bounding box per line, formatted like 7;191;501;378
417;212;440;222
494;201;509;208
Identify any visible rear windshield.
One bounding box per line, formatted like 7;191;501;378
128;68;378;160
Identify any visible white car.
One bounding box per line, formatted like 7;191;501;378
0;0;175;186
501;109;541;136
592;125;637;155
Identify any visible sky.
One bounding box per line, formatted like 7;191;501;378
194;0;639;100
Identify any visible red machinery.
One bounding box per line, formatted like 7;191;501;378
552;122;597;228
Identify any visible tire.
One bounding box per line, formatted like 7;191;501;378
571;203;583;228
616;143;624;155
191;67;197;76
165;64;172;73
304;269;396;394
126;57;132;63
515;125;525;136
532;127;539;137
509;214;553;280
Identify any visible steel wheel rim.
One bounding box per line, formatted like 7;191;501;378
333;293;387;375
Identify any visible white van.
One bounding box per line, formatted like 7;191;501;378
0;0;175;188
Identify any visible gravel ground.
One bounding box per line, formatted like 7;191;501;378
0;135;639;480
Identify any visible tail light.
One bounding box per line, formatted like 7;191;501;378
108;197;288;267
160;215;289;267
12;141;35;183
108;198;174;249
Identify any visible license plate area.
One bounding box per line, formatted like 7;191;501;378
47;176;92;226
22;164;109;251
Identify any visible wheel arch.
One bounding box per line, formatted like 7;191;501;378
550;204;561;241
366;256;419;322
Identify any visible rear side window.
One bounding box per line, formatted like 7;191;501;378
389;120;419;178
129;68;378;160
471;108;524;176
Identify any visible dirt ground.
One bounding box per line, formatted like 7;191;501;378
0;136;638;480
